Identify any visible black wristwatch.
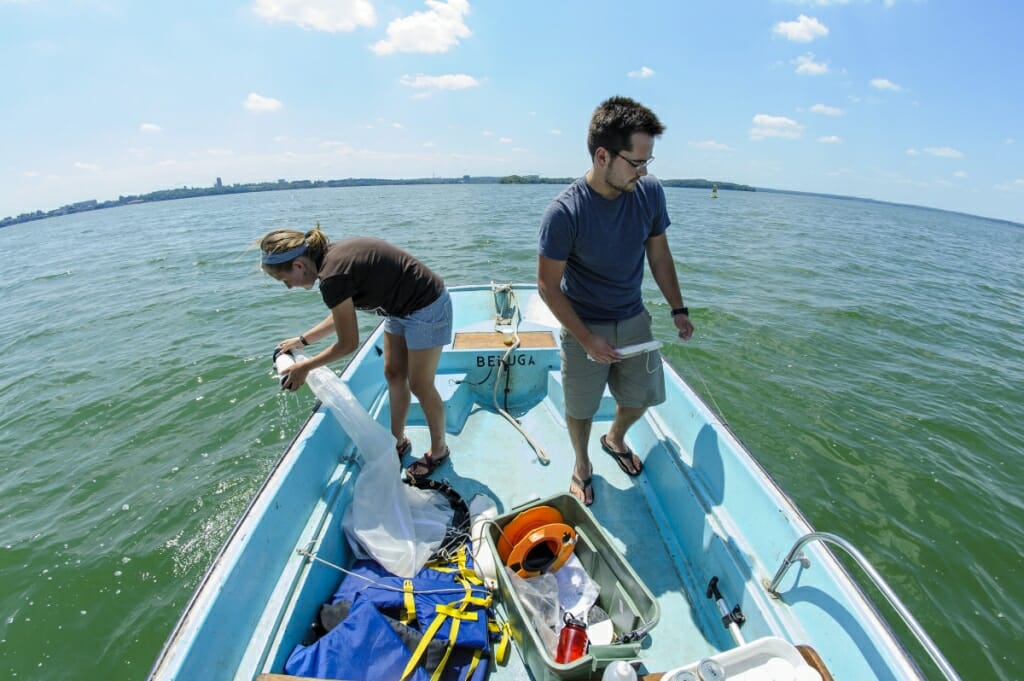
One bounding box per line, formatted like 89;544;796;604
299;335;309;346
671;306;689;317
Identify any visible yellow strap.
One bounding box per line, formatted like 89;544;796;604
456;548;485;586
429;617;460;681
400;609;450;681
399;546;502;679
489;619;511;665
428;546;484;586
465;649;482;678
436;603;479;621
402;579;416;624
401;596;475;681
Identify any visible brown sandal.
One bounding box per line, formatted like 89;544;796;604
395;437;412;461
405;446;450;480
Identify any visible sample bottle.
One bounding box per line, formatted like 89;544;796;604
554;613;588;664
601;660;638;680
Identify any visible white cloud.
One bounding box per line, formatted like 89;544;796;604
810;103;843;116
794;53;829;75
689;140;733;151
750;114;803;140
399;73;479;90
994;179;1024;192
774;15;829;42
818;135;842;143
628;66;655;79
371;0;471;55
320;141;355;153
906;148;919;156
206;148;234;157
74;161;101;172
140;123;162;133
23;170;41;178
548;129;562;135
923;146;963;158
1005;137;1016;145
244;92;283;112
253;0;375;32
870;78;902;91
953;171;968;178
499;137;511;144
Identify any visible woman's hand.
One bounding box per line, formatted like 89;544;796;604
277;336;307;354
280;360;312;391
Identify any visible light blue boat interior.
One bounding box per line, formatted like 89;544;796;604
150;284;930;680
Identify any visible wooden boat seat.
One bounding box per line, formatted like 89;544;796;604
452;330;556;349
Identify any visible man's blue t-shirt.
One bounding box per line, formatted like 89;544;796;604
538;175;670;322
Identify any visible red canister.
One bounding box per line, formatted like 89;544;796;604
555;613;589;664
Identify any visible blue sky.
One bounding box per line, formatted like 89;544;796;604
2;0;1022;224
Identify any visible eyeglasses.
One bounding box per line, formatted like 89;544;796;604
611;149;654;170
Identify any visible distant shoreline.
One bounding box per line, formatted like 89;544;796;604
0;176;753;228
6;176;1019;230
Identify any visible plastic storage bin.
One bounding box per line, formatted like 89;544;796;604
484;493;660;681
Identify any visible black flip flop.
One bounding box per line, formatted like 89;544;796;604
600;435;643;476
571;474;594;506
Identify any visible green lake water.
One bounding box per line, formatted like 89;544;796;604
0;184;1020;679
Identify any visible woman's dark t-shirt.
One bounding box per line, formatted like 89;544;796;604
318;238;444;316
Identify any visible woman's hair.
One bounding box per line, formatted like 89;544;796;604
587;96;665;159
258;224;330;272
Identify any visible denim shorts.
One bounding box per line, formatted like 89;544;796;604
560;310;665;419
382;288;453;350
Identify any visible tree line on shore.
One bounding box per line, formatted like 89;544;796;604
2;176;755;228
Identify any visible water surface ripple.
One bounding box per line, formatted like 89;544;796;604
0;185;1020;680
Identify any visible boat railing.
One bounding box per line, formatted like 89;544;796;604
764;532;961;681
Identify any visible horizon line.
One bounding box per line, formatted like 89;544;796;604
3;175;1020;231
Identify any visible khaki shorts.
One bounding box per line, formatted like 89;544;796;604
560;310;665;420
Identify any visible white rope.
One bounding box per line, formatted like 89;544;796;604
491;285;551;465
295;548;470;596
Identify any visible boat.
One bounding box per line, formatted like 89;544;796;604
148;283;960;681
710;184;719;199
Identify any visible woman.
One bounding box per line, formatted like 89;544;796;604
259;225;453;480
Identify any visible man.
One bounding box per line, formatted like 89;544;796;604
537;96;694;506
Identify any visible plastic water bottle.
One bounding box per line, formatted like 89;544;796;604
601;660;638;681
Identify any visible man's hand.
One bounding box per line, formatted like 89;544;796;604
674;314;694;341
582;334;620;363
